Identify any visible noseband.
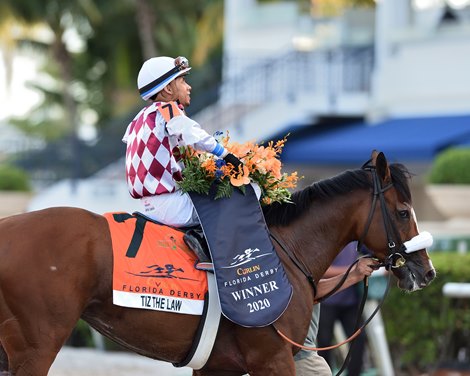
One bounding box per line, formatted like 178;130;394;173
359;162;407;270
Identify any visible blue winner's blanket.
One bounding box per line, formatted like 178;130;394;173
189;184;293;327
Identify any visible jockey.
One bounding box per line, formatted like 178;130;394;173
123;56;241;260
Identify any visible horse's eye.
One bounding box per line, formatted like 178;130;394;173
398;210;410;219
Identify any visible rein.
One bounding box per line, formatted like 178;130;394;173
275;271;392;352
270;233;317;297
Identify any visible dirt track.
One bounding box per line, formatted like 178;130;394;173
49;347;192;376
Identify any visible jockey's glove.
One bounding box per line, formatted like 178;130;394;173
223;153;243;169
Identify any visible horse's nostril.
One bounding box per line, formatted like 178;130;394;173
425;269;436;283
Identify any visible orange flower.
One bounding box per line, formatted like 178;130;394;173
274;139;285;149
201;158;216;176
181;134;299;204
227;141;255;159
230;165;251;187
285;172;299;186
254;145;276;163
244;160;257;174
262;197;273;205
262;158;282;179
220;132;231;147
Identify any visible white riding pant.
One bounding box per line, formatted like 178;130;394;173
140;183;262;228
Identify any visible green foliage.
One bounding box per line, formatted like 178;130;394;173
428;148;470;184
382;252;470;373
177;151;213;196
178;149;245;200
2;0;224;141
178;139;298;205
0;165;31;191
214;179;235;200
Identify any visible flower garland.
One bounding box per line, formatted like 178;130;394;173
178;133;300;205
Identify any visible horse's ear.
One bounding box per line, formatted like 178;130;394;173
371;150;391;183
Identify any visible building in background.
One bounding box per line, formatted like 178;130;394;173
27;0;470;223
216;0;470;165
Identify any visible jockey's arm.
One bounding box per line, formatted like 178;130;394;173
166;115;227;157
315;258;379;299
166;114;243;169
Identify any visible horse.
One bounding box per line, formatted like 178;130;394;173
0;151;435;376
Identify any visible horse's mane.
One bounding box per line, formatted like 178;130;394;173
263;163;412;227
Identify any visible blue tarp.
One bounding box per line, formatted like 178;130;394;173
281;114;470;164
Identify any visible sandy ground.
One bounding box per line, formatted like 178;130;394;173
49;347;193;376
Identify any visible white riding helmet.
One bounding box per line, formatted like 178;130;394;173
137;56;191;101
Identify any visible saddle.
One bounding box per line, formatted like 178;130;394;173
106;211;219;370
114;211;211;265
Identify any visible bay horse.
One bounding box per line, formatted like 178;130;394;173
0;151;435;376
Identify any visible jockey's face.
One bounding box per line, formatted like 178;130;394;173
171;75;192;107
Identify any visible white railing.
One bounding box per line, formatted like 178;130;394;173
220;47;374;106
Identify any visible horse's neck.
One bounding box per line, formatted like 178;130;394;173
273;194;364;281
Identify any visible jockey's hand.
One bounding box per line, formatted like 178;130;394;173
224;153;243;170
352;257;380;280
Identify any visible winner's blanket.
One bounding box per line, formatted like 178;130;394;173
105;213;208;315
189;184;293;327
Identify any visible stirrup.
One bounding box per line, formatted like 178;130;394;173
183;231;211;262
195;261;214;273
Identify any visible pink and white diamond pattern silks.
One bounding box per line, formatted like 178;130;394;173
123;103;183;198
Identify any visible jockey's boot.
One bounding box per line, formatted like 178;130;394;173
183;228;211;262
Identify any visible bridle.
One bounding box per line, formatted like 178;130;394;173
357;160;407;270
270;159;413;300
299;161;410;304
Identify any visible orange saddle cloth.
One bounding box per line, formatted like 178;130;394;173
104;212;208;315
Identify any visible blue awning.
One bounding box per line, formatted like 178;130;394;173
281;114;470;164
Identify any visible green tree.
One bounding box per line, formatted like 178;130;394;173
1;1;225;181
1;0;225;135
0;0;108;184
134;0;157;59
2;0;102;134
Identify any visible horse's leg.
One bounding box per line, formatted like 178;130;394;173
1;324;74;376
0;209;105;375
0;283;83;375
0;314;75;376
0;285;86;376
245;352;296;376
194;353;295;376
236;327;296;376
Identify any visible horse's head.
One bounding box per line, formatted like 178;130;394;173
360;150;436;292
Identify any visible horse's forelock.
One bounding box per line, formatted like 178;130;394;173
263;163;412;227
389;163;412;203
